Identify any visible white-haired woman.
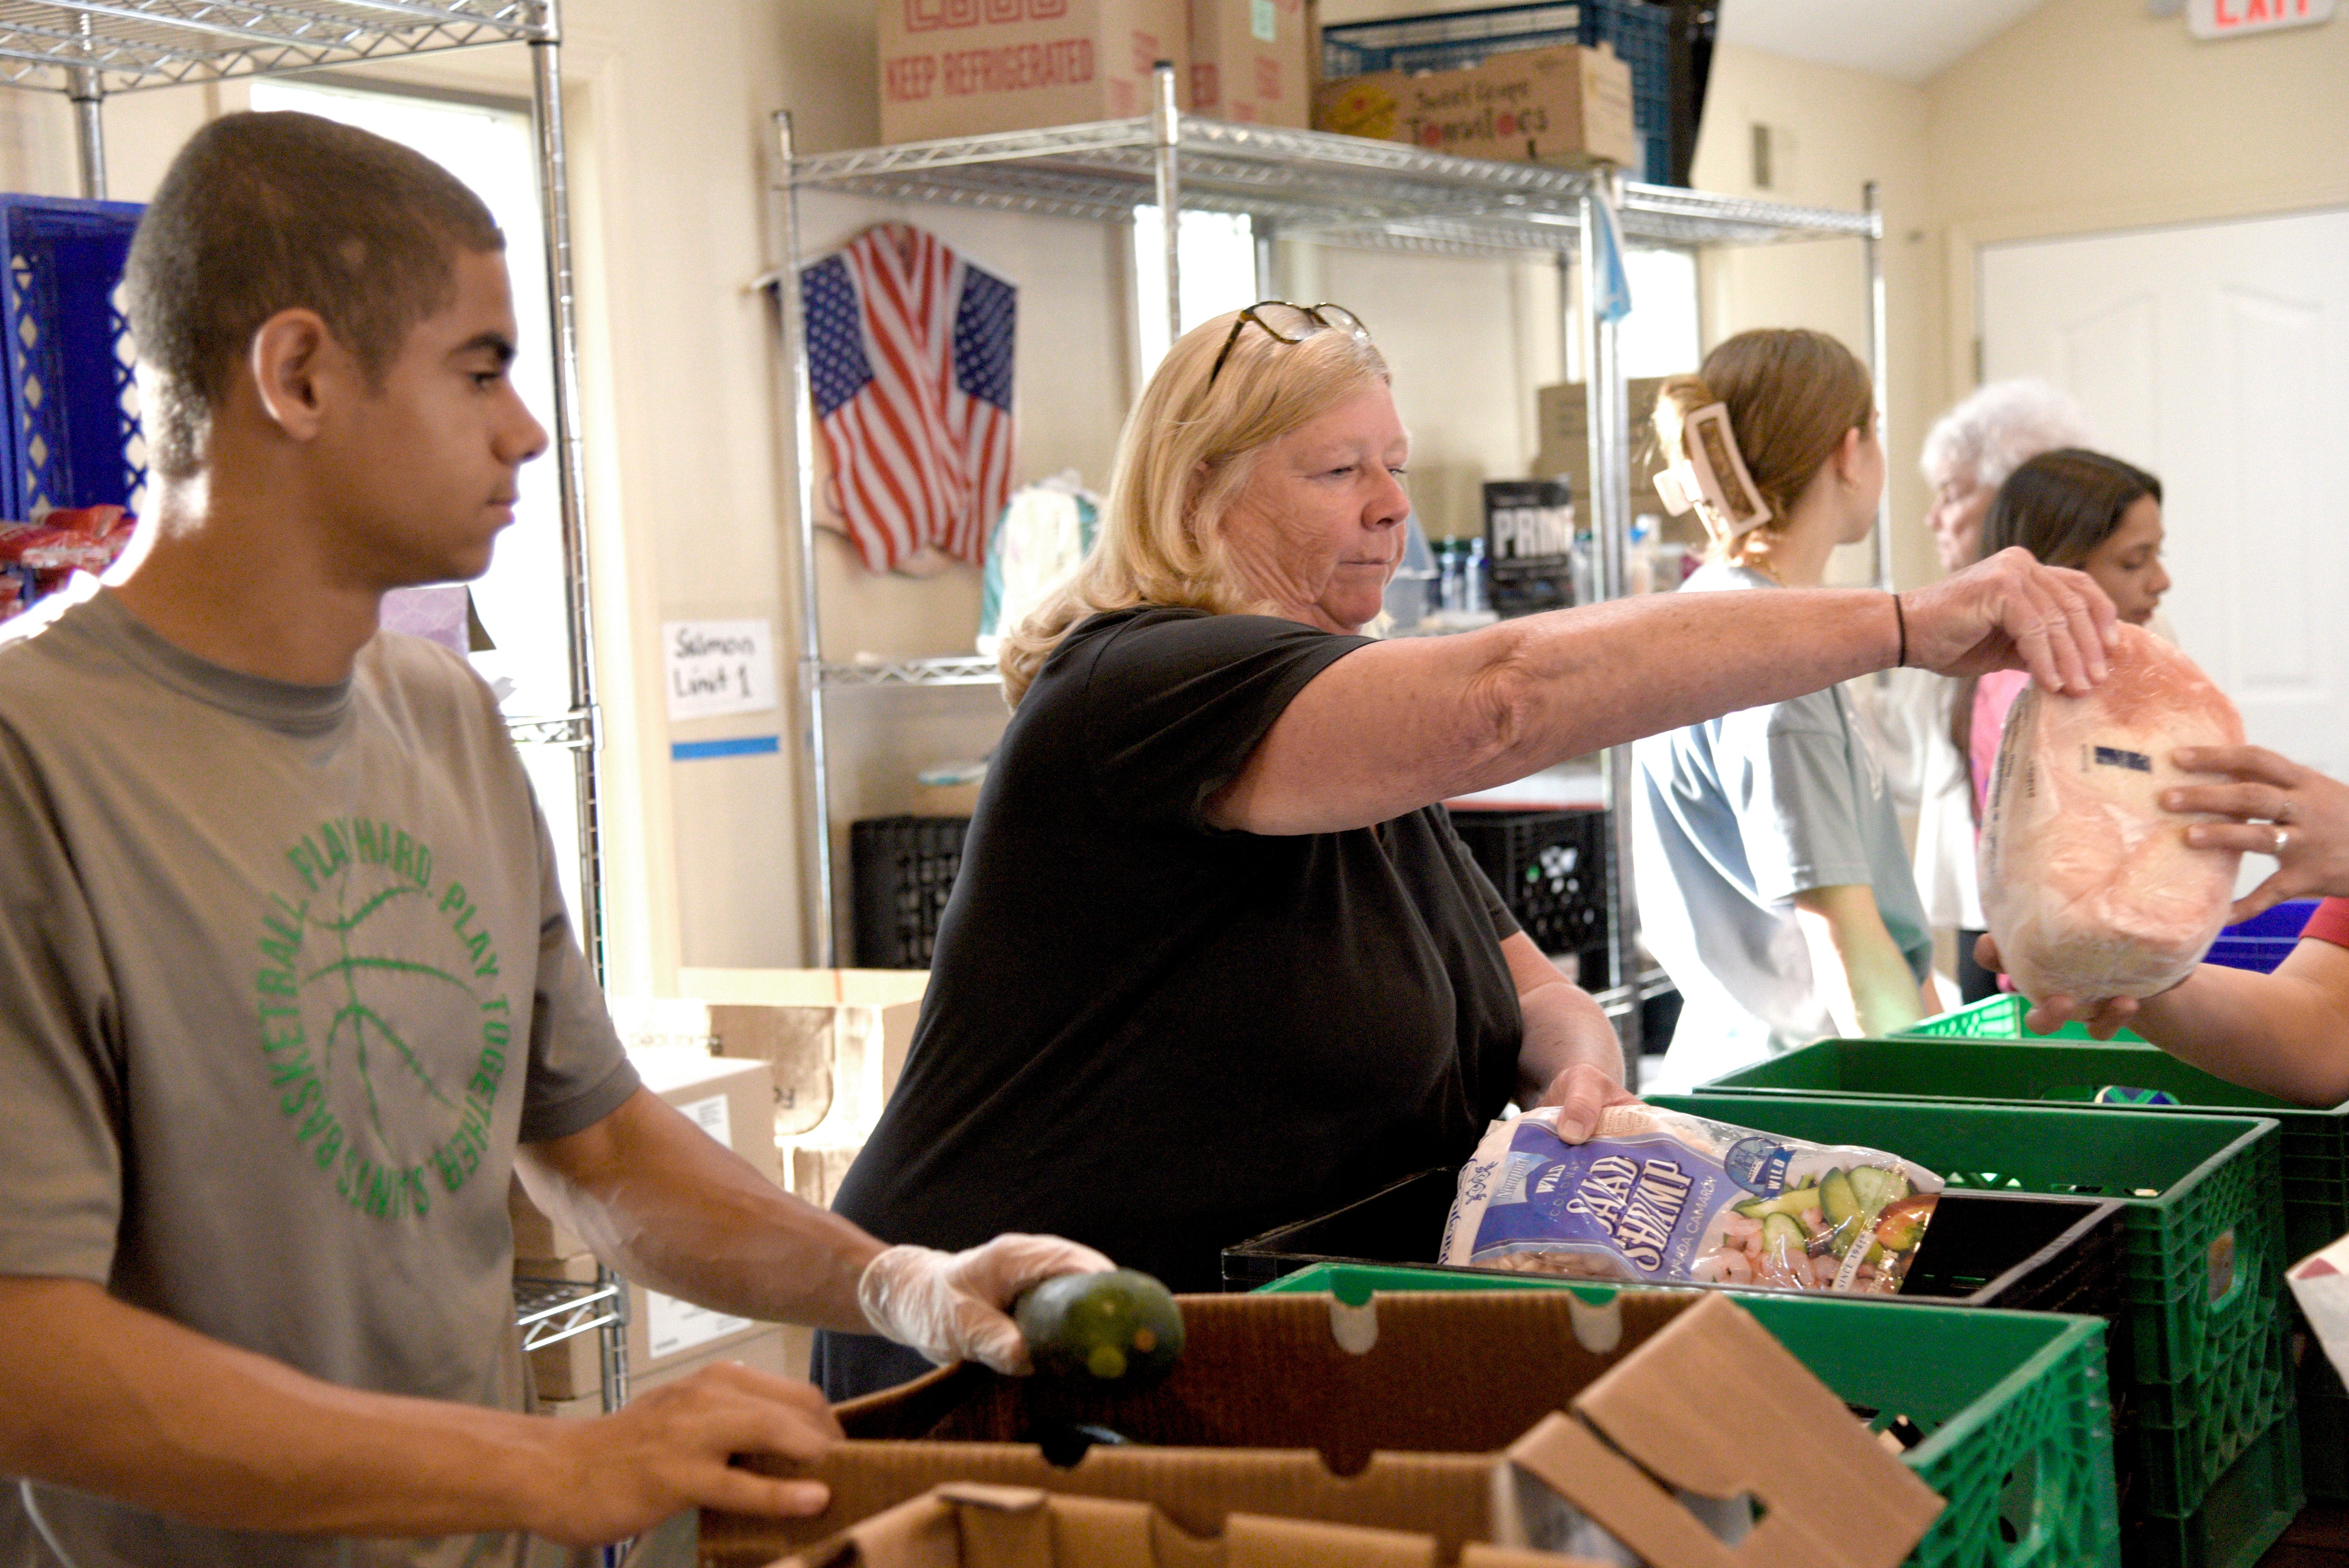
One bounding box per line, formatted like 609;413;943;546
1860;379;2091;1003
814;304;2117;1399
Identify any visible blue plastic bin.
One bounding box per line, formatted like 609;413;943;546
1319;2;1674;185
2204;899;2319;975
0;194;148;523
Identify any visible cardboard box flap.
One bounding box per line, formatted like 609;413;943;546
759;1481;1594;1568
1514;1295;1943;1568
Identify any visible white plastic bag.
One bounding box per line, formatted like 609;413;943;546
1442;1104;1943;1295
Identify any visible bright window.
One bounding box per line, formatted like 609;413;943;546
1131;206;1258;375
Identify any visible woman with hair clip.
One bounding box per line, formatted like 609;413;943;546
1958;448;2171;824
815;304;2119;1399
1631;328;1938;1091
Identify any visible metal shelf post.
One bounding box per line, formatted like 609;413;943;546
776;109;838;969
1863;179;1891;590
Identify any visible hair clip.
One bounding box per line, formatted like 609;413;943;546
1653;403;1773;543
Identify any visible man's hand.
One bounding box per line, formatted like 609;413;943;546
532;1362;841;1545
856;1233;1116;1373
2165;744;2349;922
1900;546;2118;692
1531;1061;1642;1143
1971;932;2142;1040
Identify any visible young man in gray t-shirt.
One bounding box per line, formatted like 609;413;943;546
0;112;1106;1567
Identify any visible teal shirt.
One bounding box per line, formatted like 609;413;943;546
1632;563;1933;1091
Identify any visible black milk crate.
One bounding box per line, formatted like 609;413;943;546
849;815;969;969
1221;1165;2127;1318
1445;805;1608;973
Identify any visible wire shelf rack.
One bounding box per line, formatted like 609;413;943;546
818;655;1001;689
513;1273;623;1352
0;1;548;94
787;116;1876;258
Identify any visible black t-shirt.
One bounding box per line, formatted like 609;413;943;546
821;608;1524;1393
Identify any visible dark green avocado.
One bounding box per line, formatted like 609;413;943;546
1013;1268;1185;1384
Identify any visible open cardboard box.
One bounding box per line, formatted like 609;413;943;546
702;1292;1941;1568
758;1480;1598;1568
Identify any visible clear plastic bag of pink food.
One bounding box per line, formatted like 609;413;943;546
1440;1104;1944;1294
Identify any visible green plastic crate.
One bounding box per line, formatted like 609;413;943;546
1651;1094;2290;1519
1698;1036;2349;1503
1698;1037;2349;1263
1255;1264;2120;1568
1905;993;2150;1043
2128;1412;2302;1568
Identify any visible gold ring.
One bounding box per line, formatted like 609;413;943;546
2274;826;2291;856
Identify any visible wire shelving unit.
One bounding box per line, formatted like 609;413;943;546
0;0;625;1406
775;68;1887;1078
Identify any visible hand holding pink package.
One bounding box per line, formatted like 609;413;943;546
1442;1103;1942;1295
1979;624;2244;1000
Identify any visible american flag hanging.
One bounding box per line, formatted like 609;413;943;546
803;223;1016;573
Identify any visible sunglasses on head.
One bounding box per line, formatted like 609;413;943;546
1205;301;1371;389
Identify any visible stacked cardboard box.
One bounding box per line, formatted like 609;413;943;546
879;0;1191;144
876;0;1314;145
1530;376;1697;547
1187;0;1311;128
1314;45;1636;170
671;966;929;1205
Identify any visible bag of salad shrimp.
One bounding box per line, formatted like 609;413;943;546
1440;1103;1942;1294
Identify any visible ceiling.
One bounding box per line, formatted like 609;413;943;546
1716;0;2054;82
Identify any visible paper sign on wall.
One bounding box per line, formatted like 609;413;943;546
663;620;778;721
2188;0;2333;37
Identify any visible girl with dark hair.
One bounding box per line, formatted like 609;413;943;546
1960;448;2171;819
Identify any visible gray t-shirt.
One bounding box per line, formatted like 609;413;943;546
1631;564;1932;1092
0;589;638;1567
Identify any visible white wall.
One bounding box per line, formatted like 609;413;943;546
1925;0;2349;411
1686;45;1935;590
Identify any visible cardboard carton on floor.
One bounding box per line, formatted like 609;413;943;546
674;968;931;1147
702;1292;1942;1568
760;1481;1605;1567
1315;45;1636;171
510;1054;781;1261
1188;0;1310;128
536;1324;802;1419
880;0;1190;146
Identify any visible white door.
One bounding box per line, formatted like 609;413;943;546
1980;209;2349;825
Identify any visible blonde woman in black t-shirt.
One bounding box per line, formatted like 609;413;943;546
819;300;2126;1399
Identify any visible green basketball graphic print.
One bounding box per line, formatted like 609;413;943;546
254;816;516;1221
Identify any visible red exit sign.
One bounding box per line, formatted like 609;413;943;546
2189;0;2335;38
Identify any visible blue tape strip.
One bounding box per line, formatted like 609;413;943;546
670;735;782;761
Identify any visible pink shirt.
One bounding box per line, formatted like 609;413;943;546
1970;669;2033;823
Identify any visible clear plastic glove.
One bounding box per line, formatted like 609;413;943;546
856;1232;1116;1373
